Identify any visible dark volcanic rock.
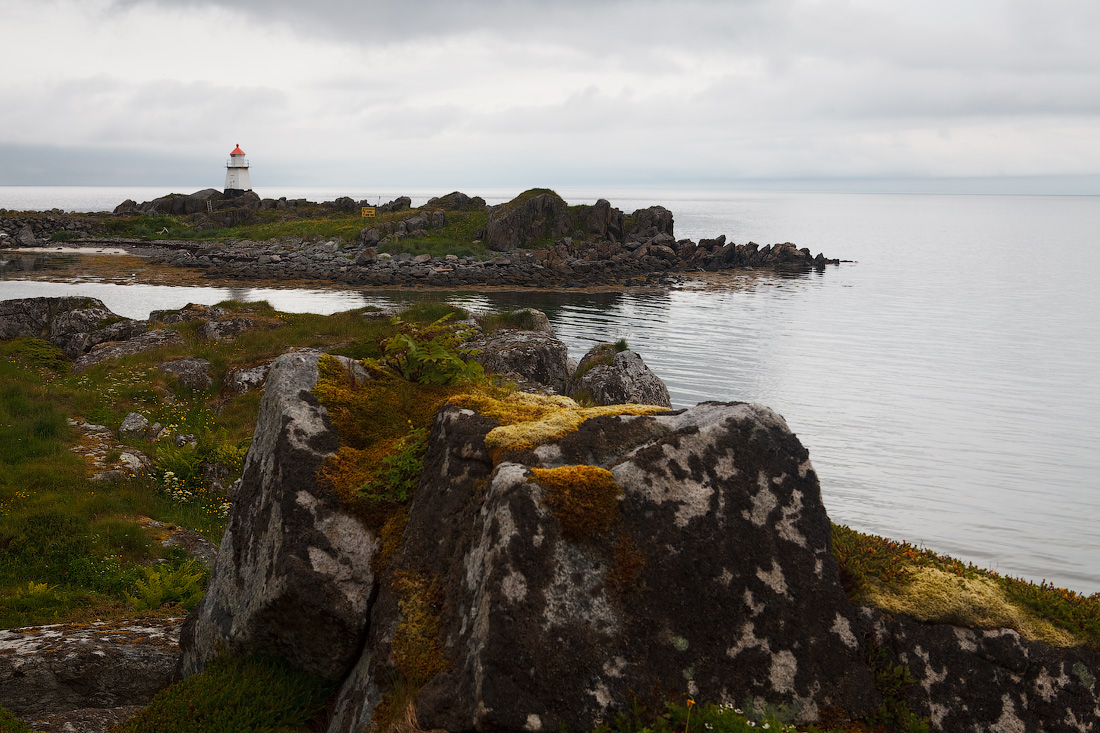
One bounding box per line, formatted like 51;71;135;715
179;350;378;681
568;343;671;407
425;191;487;211
466;329;571;393
0;618;182;716
626;205;675;241
483;191;571;251
328;402;879;731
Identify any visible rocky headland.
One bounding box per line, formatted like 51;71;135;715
1;189;840;289
2;296;1098;732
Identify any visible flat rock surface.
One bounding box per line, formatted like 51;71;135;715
0;618;182;716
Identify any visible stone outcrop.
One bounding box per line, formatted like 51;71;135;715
179;350;378;681
328;401;879;730
0;296;145;359
162;337;1100;732
0;618;182;717
73;329;185;372
465;329;571;393
425;191;488;211
862;609;1100;730
156;357;213;391
482;190;572;251
568;343;672;407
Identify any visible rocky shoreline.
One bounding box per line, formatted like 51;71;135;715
1;189;842;289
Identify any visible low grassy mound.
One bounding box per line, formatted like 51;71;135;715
832;523;1100;648
111;654;334;733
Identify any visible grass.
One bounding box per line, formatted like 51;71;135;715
832;523;1100;648
477;307;541;333
0;302;401;629
111;654;335;733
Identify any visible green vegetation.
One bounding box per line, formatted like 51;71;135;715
478;307;541;333
112;654;334;733
593;698;801;733
0;303;399;628
0;705;31;733
832;523;1100;648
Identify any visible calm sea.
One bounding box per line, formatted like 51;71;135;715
2;186;1099;594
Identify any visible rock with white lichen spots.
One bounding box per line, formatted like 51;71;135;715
0;618;182;717
326;400;880;732
178;349;379;681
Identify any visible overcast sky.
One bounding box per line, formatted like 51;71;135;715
2;0;1099;192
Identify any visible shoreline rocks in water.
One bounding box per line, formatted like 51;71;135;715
2;189;841;289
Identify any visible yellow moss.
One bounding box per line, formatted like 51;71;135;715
390;571;447;686
450;389;667;454
867;566;1077;647
373;507;410;575
529;465;622;540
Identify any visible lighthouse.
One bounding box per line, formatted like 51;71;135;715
223;144;252;196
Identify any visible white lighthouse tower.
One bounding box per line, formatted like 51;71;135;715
224;144;252;196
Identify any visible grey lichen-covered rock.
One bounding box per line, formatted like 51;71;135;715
568;343;672;407
327;402;879;731
118;412;149;441
861;608;1100;731
0;618;182;716
226;362;272;393
73;329;185;373
179;349;379;681
0;296;148;359
156;357;212;391
466;330;571;393
199;317;255;342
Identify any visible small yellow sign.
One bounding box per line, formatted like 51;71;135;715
361;207;376;218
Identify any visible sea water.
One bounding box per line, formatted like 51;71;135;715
2;187;1099;593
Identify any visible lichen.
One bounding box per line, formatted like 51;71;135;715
529;465;622;540
451;390;667;456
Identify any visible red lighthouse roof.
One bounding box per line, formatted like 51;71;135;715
230;144;245;156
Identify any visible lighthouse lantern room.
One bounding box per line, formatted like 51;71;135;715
224;144;252;196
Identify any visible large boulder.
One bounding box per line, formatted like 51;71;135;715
0;296;145;360
179;350;378;681
0;618;182;717
156;357;213;391
568;343;672;407
466;330;571;393
139;188;222;216
327;401;879;731
482;190;571;251
626;205;675;242
425;191;487;211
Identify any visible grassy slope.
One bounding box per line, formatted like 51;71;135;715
0;302;395;628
